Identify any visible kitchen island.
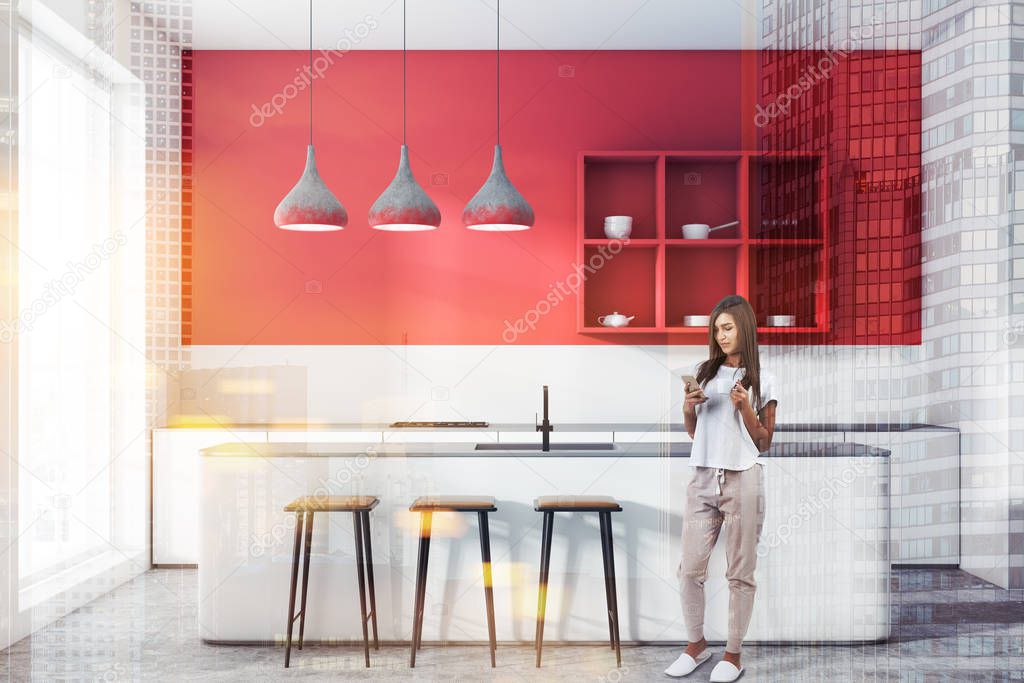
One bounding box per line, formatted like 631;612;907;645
198;440;890;644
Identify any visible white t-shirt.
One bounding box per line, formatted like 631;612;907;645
687;362;779;471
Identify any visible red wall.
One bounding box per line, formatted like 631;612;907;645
188;49;920;345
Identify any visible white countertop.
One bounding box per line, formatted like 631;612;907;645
168;421;955;433
200;440;892;458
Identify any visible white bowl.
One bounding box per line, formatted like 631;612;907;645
604;215;632;224
603;223;632;239
682;224;710;239
767;315;796;327
683;314;710;327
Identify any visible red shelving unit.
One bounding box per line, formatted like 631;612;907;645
577;150;830;341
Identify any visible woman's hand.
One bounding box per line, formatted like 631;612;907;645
683;381;708;414
730;380;752;413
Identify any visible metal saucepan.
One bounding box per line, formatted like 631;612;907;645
681;220;740;239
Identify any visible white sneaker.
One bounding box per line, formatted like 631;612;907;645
663;647;711;677
709;659;744;682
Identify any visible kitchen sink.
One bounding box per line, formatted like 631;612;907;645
475;443;617;451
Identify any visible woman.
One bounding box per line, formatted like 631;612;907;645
664;295;778;682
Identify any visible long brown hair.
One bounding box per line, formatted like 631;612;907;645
693;295;766;412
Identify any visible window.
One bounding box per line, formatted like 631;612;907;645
16;2;146;605
1012;110;1024;131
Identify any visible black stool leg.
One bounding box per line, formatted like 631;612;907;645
534;510;554;668
598;511;615;650
418;513;433;653
284;511;304;668
416;512;432;654
361;510;379;650
601;511;622;667
297;511;314;650
410;511;432;667
478;511;497;668
353;511;371;668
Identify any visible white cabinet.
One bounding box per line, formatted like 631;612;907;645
152;429;268;565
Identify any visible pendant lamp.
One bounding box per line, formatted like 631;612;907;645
463;0;534;231
274;0;347;231
368;0;441;231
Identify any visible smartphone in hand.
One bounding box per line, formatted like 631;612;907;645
682;375;707;404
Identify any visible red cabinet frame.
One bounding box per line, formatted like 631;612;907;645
577;150;830;343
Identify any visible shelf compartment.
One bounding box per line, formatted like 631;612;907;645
664;244;740;331
582;155;658;240
580;245;658;329
747;244;823;330
582;238;660;247
666;155;742;241
662;238;743;247
750;238;823;246
748;154;823;240
756;326;823;333
579;326;663;334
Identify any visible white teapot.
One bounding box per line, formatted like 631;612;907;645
598;312;635;327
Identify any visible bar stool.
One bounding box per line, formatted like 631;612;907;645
282;495;380;668
533;495;623;668
408;496;498;668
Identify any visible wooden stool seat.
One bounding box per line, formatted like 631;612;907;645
410;495;497;512
534;495;622;512
284;495;380;512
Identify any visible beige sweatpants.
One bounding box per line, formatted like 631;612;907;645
677;463;766;653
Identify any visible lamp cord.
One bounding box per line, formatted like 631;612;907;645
496;0;500;146
309;0;313;147
403;0;407;145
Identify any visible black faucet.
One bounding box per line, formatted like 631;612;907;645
536;384;554;451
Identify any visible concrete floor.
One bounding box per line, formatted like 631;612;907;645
1;567;1022;681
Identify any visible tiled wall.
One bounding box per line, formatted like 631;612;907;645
128;0;192;451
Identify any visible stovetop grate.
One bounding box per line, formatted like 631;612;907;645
389;421;490;428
